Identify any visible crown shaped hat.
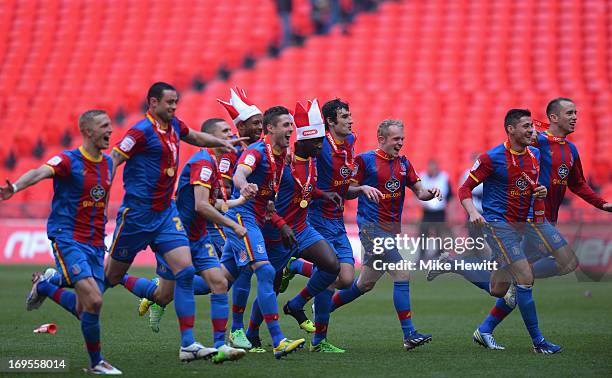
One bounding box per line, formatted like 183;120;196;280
217;87;262;125
293;99;325;141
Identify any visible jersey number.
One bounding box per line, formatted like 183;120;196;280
206;244;215;257
172;217;184;231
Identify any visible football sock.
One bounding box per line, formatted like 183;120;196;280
174;266;196;347
393;281;415;338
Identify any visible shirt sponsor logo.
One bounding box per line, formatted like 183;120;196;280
256;244;265;254
219;158;231;173
515;177;529;191
244;154;256;166
200;167;213;181
47;156;62;166
90;185;106;202
340;165;351;178
385;178;401;192
119;136;136;152
557;163;569;179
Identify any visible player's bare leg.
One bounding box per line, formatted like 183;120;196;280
550;245;578;275
104;258;132;287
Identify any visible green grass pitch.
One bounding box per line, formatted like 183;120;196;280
1;265;611;377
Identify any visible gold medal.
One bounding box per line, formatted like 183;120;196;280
221;202;229;213
299;199;308;208
166;167;175;177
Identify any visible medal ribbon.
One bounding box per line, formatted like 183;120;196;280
290;153;315;200
326;131;355;170
207;148;229;202
263;135;285;196
147;112;177;173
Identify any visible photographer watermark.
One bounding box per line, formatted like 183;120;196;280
367;233;498;272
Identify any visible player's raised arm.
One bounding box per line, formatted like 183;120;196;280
182;126;249;152
567;153;611;211
0;165;53;200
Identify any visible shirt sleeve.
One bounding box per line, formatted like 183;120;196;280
404;159;421;188
219;152;237;180
44;153;71;178
459;153;493;201
350;155;365;184
568;154;606;209
176;118;190;138
237;149;261;172
467;153;493;183
190;159;216;188
114;128;146;159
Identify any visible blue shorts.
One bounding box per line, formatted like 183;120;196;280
358;224;403;268
156;236;221;279
223;211;267;267
483;222;526;268
523;221;568;262
309;215;354;264
50;238;105;286
220;241;240;279
207;224;227;257
109;202;190;264
267;225;325;272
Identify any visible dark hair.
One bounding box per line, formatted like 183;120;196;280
321;98;349;128
201;118;225;133
147;82;177;105
504;108;531;132
546;97;574;118
263;106;290;134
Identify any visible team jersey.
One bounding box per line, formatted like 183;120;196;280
205;143;242;237
464;142;540;223
533;131;606;222
351;149;420;233
309;133;356;220
176;149;221;241
230;139;287;226
264;156;319;241
45;147;113;247
113;113;189;212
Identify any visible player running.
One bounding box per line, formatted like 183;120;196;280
243;99;343;352
105;82;246;362
458;108;562;354
1;110;121;375
331;119;440;350
279;99;381;348
429;99;611;350
216;87;265;349
220;105;306;359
